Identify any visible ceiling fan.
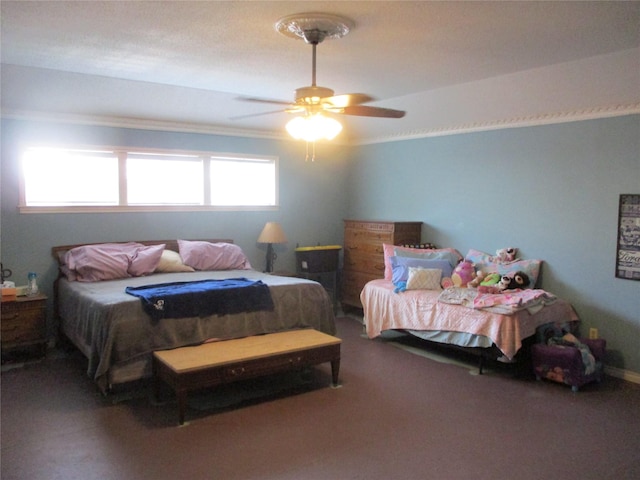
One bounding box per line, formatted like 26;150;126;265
233;13;406;123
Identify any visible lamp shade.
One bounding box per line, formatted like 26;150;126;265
286;114;343;142
257;222;288;244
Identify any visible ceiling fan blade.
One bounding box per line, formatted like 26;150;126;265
341;105;406;118
237;96;292;107
324;93;375;108
229;108;287;121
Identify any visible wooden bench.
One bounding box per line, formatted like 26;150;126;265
153;329;341;425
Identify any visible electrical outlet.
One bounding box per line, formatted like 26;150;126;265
589;328;599;339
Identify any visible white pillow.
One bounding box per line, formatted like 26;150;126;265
155;249;195;273
406;267;443;290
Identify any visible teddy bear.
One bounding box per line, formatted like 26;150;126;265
504;270;530;290
490;247;518;264
451;260;476;287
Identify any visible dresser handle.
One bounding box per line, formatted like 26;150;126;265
230;367;245;375
2;313;20;321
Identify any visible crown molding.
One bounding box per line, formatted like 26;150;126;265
3;102;639;146
354;102;640;145
0;109;290;141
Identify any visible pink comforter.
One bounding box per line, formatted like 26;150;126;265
361;279;579;360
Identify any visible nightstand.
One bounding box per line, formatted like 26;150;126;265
1;294;48;359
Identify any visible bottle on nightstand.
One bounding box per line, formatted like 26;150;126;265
26;272;39;296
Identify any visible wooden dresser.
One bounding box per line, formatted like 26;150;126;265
342;220;422;308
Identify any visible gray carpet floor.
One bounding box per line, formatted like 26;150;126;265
2;316;640;480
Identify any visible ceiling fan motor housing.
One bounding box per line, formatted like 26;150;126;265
295;86;335;104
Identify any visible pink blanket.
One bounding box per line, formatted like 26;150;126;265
438;287;559;314
361;280;578;360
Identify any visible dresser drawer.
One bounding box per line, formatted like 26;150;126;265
342;270;380;307
343;251;385;276
344;235;386;256
345;228;394;245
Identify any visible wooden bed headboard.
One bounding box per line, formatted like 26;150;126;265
51;239;234;265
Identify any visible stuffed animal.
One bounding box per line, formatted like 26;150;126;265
467;271;486;288
490;247;518;264
451;260;476;287
477;271;530;294
468;271;502;289
505;271;530;290
481;272;501;286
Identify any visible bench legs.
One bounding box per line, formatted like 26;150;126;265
331;358;341;387
176;389;187;426
154;344;341;425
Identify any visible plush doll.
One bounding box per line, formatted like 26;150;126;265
481;272;501;286
505;271;530;290
490;247;518;264
467;271;486;288
477;271;530;294
451;260;476;287
468;271;502;289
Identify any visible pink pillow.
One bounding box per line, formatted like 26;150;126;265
63;242;142;282
178;240;252;271
382;243;463;280
128;244;165;277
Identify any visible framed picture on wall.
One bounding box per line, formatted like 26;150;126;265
615;194;640;280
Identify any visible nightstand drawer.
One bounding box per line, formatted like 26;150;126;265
1;295;47;353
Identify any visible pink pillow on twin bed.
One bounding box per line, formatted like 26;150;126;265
178;240;252;271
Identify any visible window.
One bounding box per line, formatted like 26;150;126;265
19;146;278;212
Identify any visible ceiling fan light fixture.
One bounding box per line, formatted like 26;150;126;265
286;114;343;142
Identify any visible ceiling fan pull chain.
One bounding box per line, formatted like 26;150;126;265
304;141;317;162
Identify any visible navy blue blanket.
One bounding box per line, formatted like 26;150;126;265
125;278;274;321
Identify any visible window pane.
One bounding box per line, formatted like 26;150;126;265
210;159;276;206
127;154;204;205
22;148;118;206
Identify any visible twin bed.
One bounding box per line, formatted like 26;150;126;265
360;245;579;371
53;240;336;392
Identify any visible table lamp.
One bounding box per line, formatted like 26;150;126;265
257;222;288;272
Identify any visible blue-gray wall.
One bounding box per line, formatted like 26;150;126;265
347;115;639;376
1;115;638;375
0;118;351;334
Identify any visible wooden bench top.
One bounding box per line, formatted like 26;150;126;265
154;329;341;374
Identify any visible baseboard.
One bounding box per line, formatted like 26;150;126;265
605;366;640;385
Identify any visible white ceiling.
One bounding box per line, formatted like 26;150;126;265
1;1;639;144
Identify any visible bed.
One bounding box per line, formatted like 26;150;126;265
53;239;336;392
360;245;579;372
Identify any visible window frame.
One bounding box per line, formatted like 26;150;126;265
18;145;280;213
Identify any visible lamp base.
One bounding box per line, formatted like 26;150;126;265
264;243;275;273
